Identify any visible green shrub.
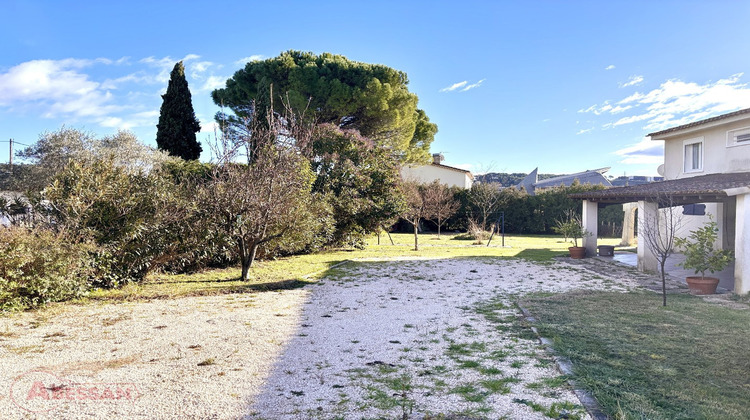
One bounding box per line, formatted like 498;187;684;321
0;228;94;310
43;159;187;286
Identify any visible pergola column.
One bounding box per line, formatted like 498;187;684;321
582;200;598;257
734;194;750;294
620;202;637;246
637;200;659;272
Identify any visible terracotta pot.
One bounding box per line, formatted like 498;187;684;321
685;276;720;295
568;246;586;259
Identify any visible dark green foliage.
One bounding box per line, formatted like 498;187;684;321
156;61;202;160
408;109;438;163
152;159;237;273
0;227;94;310
43;159;187;286
311;124;405;247
448;182;623;236
212;50;435;163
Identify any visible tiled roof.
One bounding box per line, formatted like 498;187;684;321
648;107;750;138
569;172;750;204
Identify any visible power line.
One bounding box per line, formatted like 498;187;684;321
0;140;29;146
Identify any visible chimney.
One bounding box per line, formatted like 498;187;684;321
432;153;444;165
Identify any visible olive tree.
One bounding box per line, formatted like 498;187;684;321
202;102;324;280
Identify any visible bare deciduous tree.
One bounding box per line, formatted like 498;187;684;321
467;182;503;231
639;195;683;306
400;181;426;251
422;180;459;238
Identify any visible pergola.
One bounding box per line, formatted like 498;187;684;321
570;172;750;294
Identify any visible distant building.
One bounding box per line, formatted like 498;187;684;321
610;175;664;187
517;167;612;195
401;153;473;189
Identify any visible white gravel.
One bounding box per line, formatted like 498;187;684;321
0;256;646;419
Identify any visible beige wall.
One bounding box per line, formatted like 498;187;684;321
661;118;750;180
400;164;473;189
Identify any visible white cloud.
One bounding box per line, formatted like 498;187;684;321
620;75;644;88
605;65;616;70
201;75;228;91
0;57;182;134
461;79;485;92
581;73;750;132
189;61;214;79
0;59;117;118
440;81;467;92
99;110;160;131
613;138;664;165
100;116;124;128
200;120;220;134
235;55;263;65
140;54;202;83
579;102;616;115
576;128;594;135
440;79;485;93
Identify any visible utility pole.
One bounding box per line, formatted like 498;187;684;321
8;138;12;168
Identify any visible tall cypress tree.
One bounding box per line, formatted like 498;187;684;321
156;61;202;160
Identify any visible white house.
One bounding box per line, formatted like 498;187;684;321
400;153;473;189
572;107;750;294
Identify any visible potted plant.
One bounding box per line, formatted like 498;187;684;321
674;219;733;294
554;217;590;259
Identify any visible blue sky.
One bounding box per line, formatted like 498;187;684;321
2;0;750;177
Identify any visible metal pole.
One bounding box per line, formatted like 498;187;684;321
8;138;12;168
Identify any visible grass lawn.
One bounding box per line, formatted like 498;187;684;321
520;291;750;419
84;232;621;302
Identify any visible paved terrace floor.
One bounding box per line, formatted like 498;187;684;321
599;251;735;293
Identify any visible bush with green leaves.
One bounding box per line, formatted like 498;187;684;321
311;124;405;247
0;227;94;310
675;219;734;279
42;158;186;286
17;127;173;192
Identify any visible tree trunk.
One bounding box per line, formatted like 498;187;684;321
384;225;395;245
239;240;260;281
437;218;442;238
238;237;249;281
248;242;260;268
660;259;667;307
241;258;251;281
413;219;419;251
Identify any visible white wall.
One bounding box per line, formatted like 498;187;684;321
662;119;750;180
400;164;473;189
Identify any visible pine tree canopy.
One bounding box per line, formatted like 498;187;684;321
156;61;202;160
211;51;437;163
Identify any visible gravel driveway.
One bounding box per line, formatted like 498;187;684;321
0;256;648;419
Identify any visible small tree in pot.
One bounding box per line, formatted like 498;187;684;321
554;216;590;259
674;219;733;294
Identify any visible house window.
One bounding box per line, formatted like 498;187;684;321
683;138;703;173
727;127;750;147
